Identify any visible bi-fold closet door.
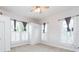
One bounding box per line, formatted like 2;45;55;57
0;22;5;51
0;15;10;52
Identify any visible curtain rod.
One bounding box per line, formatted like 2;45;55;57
10;18;27;22
58;15;79;21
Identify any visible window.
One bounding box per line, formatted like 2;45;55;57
11;20;27;32
16;21;24;32
61;18;74;44
11;20;28;42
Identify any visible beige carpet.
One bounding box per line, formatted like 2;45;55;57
11;44;72;52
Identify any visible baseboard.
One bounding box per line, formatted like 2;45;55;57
11;40;79;52
11;41;41;48
41;41;79;52
11;41;29;48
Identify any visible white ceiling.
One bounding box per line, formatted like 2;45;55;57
0;6;78;19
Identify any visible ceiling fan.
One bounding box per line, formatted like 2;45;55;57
32;6;49;13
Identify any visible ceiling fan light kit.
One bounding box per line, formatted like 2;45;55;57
32;6;49;13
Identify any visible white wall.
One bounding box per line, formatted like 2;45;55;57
29;23;41;45
0;15;10;51
41;8;79;51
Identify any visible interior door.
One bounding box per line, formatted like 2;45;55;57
0;22;5;52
